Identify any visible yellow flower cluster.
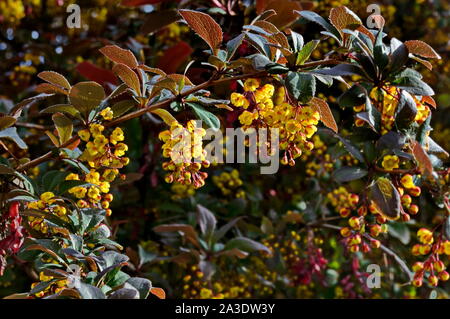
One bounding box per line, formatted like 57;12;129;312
27;192;68;234
70;122;129;215
159;120;210;189
170;183;195;201
231;79;320;166
0;0;25;25
327;187;359;216
329;188;387;252
180;263;272;299
212;169;245;198
411;231;450;287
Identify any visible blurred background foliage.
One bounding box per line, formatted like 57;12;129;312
0;0;449;298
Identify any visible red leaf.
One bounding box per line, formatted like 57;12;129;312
76;62;118;86
157;41;193;74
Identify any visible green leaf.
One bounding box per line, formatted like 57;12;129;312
196;204;217;240
69;81;105;115
224;237;270;254
313;64;364;77
52;113;73;145
41;104;80;117
388;42;409;74
127;277;152;299
296;40;319;65
388;222;411;245
332;166;368;182
111;100;136;118
295;10;341;41
285;72;316;103
187;103;220;130
395;90;417;128
369;177;401;220
42;170;68;192
394;75;434;96
245;32;271;57
0;127;27;149
338;84;366;108
77;282;106;299
138;245;157;267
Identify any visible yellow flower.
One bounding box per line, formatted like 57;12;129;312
40;192;56;204
66;173;79;181
285;119;300;134
238;111;257;126
85;170;101;184
417;228;434;245
401;174;415;189
381;155;399;171
200;288;212;298
78;129;91;142
93;135;108;147
243;78;260;92
110;127;124;145
100;107;114;121
89;123;105;137
69;186;87;199
230;93;249;108
114;143;128;157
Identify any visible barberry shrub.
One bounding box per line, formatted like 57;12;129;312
0;1;449;299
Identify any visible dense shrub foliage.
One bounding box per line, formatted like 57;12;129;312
0;0;449;299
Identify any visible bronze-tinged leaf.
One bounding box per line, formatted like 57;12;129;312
422;96;436;109
150;287;166;299
35;83;69;95
264;0;302;30
253;20;290;54
412;140;433;177
404;40;441;59
140;9;179;34
0;115;16;130
45;130;60;147
369;177;401;220
52;113;73;145
329;6;362;35
310;97;338;133
410;55;433;71
99;45;139;69
153;224;200;248
138;65;167;76
356;25;375;43
38;71;71;90
69;81;105;115
112;63;142;96
179;9;223;56
150;108;177;126
166;74;193;86
10;93;55;117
